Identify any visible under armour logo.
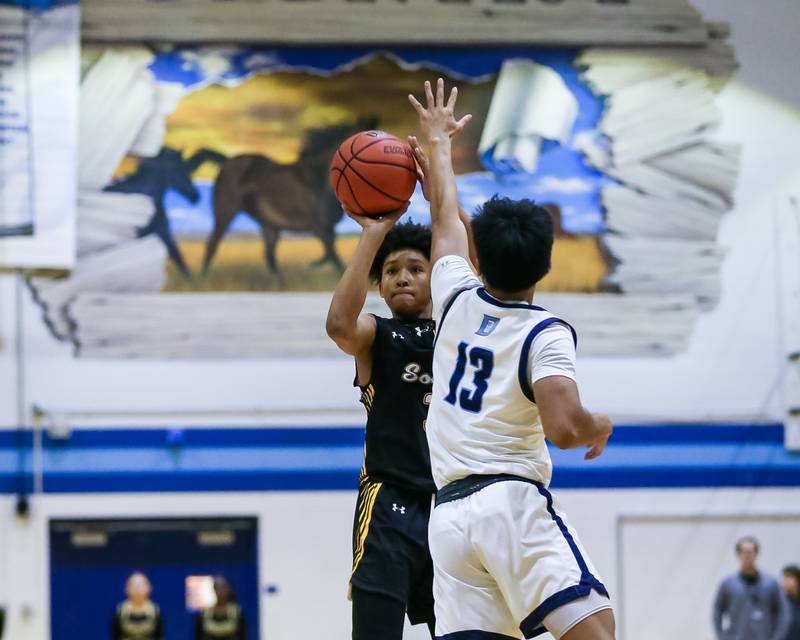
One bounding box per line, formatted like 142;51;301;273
392;331;405;340
414;326;429;337
392;503;406;514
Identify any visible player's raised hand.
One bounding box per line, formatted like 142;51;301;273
343;203;409;235
408;78;472;144
584;414;613;461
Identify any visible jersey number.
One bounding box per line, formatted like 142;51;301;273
444;342;494;413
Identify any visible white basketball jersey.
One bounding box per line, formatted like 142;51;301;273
427;256;577;489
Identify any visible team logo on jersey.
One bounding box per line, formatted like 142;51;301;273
475;315;501;336
402;362;433;384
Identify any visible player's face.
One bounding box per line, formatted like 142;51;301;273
126;574;152;603
783;574;799;599
214;580;231;602
379;249;431;319
736;542;758;572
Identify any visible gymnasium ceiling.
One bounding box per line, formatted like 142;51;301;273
80;0;716;46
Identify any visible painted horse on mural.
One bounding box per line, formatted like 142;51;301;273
199;118;378;281
104;146;219;277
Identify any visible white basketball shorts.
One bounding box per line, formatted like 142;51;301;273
429;476;612;639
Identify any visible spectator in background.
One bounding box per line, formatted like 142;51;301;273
783;565;800;640
194;576;245;640
112;572;164;640
713;536;790;640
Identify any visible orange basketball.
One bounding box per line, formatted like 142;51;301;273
330;130;418;217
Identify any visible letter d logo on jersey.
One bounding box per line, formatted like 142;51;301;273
475;315;501;337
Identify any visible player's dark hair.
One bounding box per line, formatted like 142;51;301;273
784;565;800;579
735;536;760;554
471;197;554;292
213;576;237;602
370;221;432;283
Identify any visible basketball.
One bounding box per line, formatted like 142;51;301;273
330;130;418;217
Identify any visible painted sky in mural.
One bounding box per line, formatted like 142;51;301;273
148;47;609;238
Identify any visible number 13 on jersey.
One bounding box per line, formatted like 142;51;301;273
444;341;494;413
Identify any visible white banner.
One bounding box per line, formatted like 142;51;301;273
0;1;78;268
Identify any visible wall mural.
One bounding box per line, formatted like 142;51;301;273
29;43;739;358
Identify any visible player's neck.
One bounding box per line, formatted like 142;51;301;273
484;284;536;304
391;303;432;321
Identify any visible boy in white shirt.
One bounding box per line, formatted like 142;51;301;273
409;79;615;640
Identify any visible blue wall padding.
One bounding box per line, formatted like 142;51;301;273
1;424;798;493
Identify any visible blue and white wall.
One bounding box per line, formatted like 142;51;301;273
1;441;799;640
1;0;800;639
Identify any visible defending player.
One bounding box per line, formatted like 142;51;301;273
326;207;437;640
409;79;616;640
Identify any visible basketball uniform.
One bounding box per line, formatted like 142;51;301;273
351;315;437;627
426;255;612;639
194;603;245;640
111;601;163;640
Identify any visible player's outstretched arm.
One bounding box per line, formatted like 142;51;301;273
325;208;406;356
409;78;472;265
534;376;613;460
408;134;479;269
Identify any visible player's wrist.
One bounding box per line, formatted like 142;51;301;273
361;222;391;240
428;133;451;146
591;413;612;437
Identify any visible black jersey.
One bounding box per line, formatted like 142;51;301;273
194;604;245;640
111;602;163;640
357;315;435;494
